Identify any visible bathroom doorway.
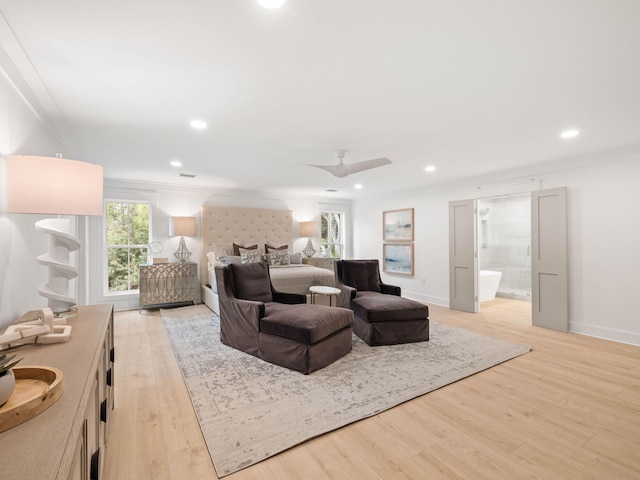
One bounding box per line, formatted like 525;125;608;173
477;193;532;304
450;187;567;331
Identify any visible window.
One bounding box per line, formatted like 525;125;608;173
105;201;150;292
320;211;344;258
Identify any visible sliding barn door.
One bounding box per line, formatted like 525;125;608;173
531;187;568;332
449;199;478;313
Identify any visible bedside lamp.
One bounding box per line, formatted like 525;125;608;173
299;221;318;258
170;216;196;262
7;155;103;314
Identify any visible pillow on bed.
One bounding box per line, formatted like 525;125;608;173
217;255;242;265
206;251;217;271
239;247;263;264
233;243;258;256
289;252;303;264
267;250;291;266
265;243;288;253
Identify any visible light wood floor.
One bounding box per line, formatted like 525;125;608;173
104;299;640;480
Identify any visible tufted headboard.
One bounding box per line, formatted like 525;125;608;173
200;206;293;285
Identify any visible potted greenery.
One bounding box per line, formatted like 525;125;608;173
0;353;22;407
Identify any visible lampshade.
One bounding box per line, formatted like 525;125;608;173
169;216;197;237
7;155;103;215
299;221;318;237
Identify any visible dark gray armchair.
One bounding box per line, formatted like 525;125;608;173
336;259;429;346
215;262;353;374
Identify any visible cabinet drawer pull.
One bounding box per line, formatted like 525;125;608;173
90;448;100;480
110;347;115;362
100;399;108;423
106;368;113;387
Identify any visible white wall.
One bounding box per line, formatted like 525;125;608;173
352;156;640;346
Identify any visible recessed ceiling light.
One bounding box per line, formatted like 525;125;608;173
190;120;207;130
170;160;182;167
354;184;363;189
256;0;285;8
560;129;580;139
425;165;436;172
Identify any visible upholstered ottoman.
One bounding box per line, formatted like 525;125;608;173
260;303;354;374
350;292;429;346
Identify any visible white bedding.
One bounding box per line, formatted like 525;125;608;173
207;263;335;296
268;264;335;295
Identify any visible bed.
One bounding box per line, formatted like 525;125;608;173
200;206;336;314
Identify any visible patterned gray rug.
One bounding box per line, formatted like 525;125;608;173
161;304;530;477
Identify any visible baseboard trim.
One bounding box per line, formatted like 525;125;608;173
569;322;640;347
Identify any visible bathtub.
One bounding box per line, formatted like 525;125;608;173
479;270;503;302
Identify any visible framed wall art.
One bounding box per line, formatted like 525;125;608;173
383;243;414;275
383;208;414;241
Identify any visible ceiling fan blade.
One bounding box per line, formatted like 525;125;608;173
304;156;392;178
339;157;392;177
304;163;343;176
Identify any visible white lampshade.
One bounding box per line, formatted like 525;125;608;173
7;155;103;215
256;0;285;9
169;216;197;237
299;221;318;238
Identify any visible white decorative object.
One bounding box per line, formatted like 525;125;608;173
0;370;16;407
0;308;72;350
299;221;318;258
0;352;21;407
34;218;80;312
6;155;104;314
170;216;197;262
148;240;164;264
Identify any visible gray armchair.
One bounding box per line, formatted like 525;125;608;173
215;262;353;374
336;259;429;346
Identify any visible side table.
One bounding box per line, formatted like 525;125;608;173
309;285;341;307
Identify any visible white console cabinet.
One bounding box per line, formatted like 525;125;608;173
0;304;114;480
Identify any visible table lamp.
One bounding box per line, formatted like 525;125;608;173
6;154;103;314
299;221;318;257
170;216;196;262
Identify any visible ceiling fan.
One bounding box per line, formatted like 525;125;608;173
305;150;392;178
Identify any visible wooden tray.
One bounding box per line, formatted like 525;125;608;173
0;366;63;433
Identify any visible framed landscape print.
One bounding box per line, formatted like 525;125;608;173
383;243;414;275
383;208;414;241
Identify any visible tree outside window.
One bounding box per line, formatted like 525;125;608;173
320;211;343;258
106;202;150;292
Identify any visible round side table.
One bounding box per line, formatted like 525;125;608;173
309;285;341;307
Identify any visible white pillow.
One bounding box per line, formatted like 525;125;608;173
289;253;303;264
217;255;242;265
206;251;216;271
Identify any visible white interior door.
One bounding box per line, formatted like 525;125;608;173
449;199;478;313
531;187;568;332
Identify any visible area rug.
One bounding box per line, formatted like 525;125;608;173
161;304;530;477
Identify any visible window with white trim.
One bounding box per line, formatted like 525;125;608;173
105;201;150;292
320;211;344;258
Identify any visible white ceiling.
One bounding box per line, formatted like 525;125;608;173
1;0;640;199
